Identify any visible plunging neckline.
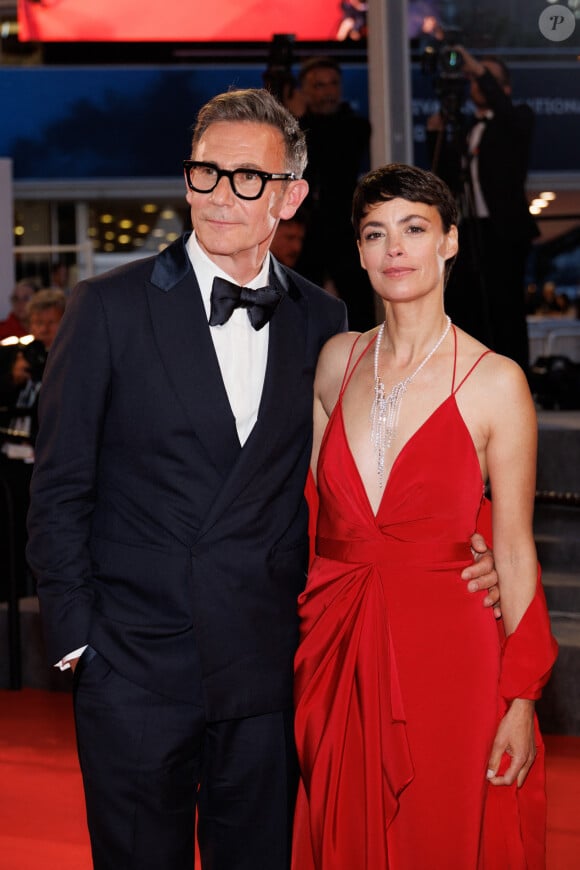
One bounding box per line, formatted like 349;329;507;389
337;394;484;520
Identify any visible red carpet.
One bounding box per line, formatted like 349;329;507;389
0;689;578;869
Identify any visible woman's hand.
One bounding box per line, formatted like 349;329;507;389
486;698;536;787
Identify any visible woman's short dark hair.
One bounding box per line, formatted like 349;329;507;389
352;163;458;239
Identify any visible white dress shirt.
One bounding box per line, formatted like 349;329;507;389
467;110;494;218
186;232;270;446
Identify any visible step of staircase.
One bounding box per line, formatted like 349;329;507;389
536;613;580;736
536;410;580;495
533;416;580;735
541;571;580;613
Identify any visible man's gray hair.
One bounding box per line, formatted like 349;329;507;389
27;288;66;317
191;88;307;178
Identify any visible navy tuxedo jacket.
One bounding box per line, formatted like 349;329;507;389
27;234;347;720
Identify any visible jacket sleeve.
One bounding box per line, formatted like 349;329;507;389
26;281;112;664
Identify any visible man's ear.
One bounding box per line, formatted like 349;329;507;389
280;179;309;219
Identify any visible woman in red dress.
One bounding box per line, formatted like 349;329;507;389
292;164;557;869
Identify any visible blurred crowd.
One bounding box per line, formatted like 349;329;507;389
0;278;67;600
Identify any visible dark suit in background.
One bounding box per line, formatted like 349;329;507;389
428;54;538;372
289;56;375;332
27;90;346;870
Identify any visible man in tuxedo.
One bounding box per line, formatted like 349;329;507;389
27;88;498;870
428;48;538;373
285;56;376;332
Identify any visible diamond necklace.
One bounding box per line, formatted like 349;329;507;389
370;315;451;488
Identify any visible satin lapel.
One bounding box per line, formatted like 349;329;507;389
255;261;307;449
198;260;308;535
146;235;240;473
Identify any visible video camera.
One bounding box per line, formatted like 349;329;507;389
0;338;47;386
262;33;297;104
421;27;467;124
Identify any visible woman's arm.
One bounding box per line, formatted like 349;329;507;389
483;358;540;787
486;359;538;635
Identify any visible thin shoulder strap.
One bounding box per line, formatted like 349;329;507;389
453;345;494;395
450;325;458;393
339;333;378;398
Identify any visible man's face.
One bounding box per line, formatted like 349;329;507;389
11;286;34;322
300;67;342;115
270;220;306;268
29;306;63;350
186;120;307;283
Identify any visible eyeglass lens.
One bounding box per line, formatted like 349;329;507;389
188;164;264;199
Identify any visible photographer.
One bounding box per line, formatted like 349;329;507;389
288;56;375;331
0;289;65;599
427;46;538;374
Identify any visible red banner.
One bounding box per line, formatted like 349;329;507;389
18;0;341;42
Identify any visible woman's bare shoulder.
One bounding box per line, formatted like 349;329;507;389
455;327;534;411
315;328;378;402
318;328;376;371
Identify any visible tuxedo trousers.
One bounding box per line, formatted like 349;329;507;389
73;647;299;870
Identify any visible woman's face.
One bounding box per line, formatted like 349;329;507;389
357;197;457;304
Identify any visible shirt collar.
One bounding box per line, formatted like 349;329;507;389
186;232;271;318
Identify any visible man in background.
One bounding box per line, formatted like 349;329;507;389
286;56;376;331
270;209;307;270
428;47;538;373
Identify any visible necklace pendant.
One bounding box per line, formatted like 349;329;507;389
370;316;451;487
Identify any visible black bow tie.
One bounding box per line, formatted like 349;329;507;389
209;276;282;331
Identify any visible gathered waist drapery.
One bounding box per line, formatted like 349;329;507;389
315;535;472;567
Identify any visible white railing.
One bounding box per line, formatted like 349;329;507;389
528;317;580;364
12;242;95;282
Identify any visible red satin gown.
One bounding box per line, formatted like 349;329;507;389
293;328;558;869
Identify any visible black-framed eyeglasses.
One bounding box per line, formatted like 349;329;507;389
183;160;296;201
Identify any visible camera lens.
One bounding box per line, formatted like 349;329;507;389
440;47;464;75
